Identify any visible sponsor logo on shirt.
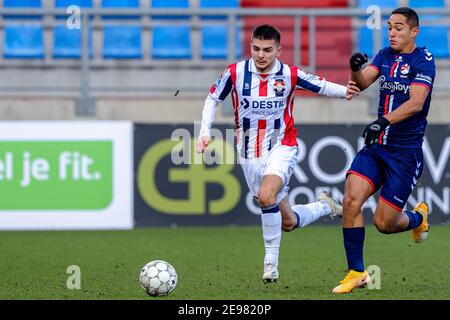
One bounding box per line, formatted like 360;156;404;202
379;75;410;94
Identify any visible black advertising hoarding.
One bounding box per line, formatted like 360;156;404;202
134;124;450;226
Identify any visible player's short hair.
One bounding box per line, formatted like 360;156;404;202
252;24;281;45
391;7;419;28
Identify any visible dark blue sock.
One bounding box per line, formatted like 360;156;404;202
404;211;424;231
343;227;365;272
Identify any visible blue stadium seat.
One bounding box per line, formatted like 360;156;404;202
4;24;44;58
201;25;242;59
409;0;449;57
409;0;445;9
151;0;189;9
200;0;239;9
357;0;397;56
54;0;93;20
101;0;140;19
200;0;239;20
3;0;42;19
151;0;189;19
101;0;139;7
103;25;142;58
358;26;389;57
199;0;241;59
53;25;93;59
357;0;398;9
3;0;41;7
416;26;449;58
409;0;445;20
152;26;191;59
55;0;93;8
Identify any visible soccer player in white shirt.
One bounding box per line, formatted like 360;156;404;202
196;25;360;283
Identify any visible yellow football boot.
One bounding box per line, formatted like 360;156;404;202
412;202;429;243
332;270;371;294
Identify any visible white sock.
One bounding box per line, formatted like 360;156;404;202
291;201;332;228
261;206;282;267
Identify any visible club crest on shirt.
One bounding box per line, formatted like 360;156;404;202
400;63;410;75
274;79;286;96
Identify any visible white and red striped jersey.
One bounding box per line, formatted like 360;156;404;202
201;58;347;159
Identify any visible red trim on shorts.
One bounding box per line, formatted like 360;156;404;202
380;195;403;212
347;170;375;193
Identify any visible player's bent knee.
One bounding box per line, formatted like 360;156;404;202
258;191;277;208
343;193;362;213
373;218;395;234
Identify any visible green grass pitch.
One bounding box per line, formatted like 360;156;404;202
1;225;449;300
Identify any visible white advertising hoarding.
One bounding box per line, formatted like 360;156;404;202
0;121;133;230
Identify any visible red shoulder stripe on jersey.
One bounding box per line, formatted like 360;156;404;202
389;62;398;77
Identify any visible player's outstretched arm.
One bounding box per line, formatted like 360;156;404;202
346;80;361;100
196;95;219;153
349;52;379;90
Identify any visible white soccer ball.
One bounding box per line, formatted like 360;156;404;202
140;260;178;297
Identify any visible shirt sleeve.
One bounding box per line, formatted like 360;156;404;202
411;51;436;91
208;66;233;102
295;68;347;98
198;95;219;138
367;49;383;75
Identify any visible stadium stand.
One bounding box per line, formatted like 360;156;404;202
152;0;192;59
53;0;93;59
242;0;352;84
4;24;44;59
0;0;449;123
409;0;449;58
200;0;242;59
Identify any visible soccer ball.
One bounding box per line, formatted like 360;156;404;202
140;260;178;297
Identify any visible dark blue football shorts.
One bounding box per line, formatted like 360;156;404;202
347;144;424;211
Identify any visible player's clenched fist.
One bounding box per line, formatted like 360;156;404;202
195;136;210;153
349;52;368;72
362;116;391;145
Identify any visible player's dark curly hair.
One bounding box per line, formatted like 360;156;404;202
391;7;419;28
252;24;281;45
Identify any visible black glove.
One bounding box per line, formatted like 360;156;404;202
362;117;391;146
349;52;368;72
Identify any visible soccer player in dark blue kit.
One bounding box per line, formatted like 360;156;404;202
332;7;435;293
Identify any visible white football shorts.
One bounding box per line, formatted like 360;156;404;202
238;144;299;205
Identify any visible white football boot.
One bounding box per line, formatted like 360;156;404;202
318;192;343;218
262;263;279;283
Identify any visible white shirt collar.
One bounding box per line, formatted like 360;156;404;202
249;58;281;75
